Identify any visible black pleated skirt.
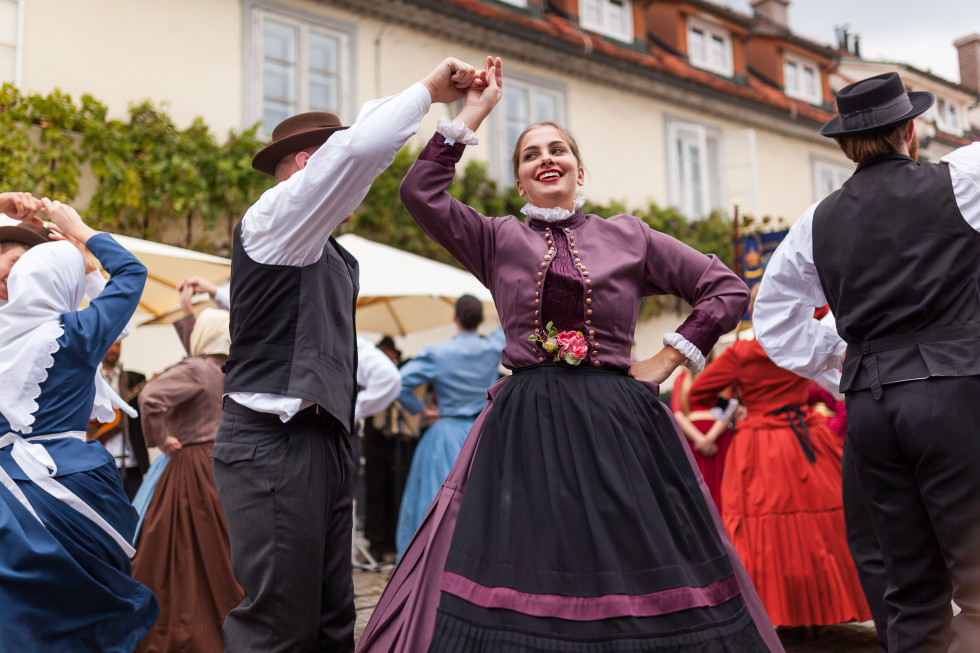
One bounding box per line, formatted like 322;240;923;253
427;363;768;652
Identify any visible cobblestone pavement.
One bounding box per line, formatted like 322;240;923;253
353;568;880;651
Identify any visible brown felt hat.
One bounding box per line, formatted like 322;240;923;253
251;112;349;176
0;223;53;248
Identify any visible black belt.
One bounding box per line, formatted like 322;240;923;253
767;405;816;464
846;322;980;400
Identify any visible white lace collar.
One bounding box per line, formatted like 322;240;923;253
520;196;587;223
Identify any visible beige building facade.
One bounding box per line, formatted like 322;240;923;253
7;0;859;224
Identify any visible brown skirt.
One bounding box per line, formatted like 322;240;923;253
132;442;243;653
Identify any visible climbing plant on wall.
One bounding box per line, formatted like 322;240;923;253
1;82;747;307
0;83;273;253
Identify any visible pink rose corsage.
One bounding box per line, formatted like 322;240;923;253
529;322;588;366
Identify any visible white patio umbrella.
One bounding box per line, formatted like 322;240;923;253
0;215;231;319
336;233;495;336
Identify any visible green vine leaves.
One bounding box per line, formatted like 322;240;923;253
1;83;756;311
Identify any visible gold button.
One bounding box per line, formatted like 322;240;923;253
539;357;545;362
574;258;581;263
585;280;592;286
535;320;540;326
588;336;595;341
583;271;590;276
595;343;600;349
586;298;592;304
544;256;551;261
585;320;592;325
564;228;570;232
534;299;540;305
587;309;593;315
537;281;542;287
573;250;579;255
537;272;543;278
534;310;539;315
587;289;592;294
540;262;547;269
588;330;595;336
535;291;539;296
593;361;600;367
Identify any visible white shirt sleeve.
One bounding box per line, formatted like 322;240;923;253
213;287;231;311
941;142;980;232
241;83;433;267
753;203;847;381
354;336;401;424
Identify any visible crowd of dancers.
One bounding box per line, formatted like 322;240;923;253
1;54;979;653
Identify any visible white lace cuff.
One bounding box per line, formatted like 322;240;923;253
436;116;479;146
663;332;706;373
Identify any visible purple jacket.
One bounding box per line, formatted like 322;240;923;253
399;134;750;371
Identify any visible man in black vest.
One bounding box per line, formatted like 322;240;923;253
753;72;980;651
211;58;480;652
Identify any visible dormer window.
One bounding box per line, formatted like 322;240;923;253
686;18;733;77
580;0;633;42
935;98;963;135
783;53;821;104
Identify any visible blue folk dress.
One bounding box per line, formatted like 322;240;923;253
395;328;505;557
0;234;160;652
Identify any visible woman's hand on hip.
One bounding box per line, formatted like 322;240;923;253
629;346;687;385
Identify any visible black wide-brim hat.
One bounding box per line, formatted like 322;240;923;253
820;72;934;138
252;111;349;176
0;223;53;247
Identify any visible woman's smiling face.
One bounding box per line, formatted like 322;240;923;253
514;125;584;211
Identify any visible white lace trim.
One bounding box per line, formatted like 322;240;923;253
436;116;479;146
663;332;706;373
0;322;64;434
520;196;587;223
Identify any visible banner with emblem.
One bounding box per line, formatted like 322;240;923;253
736;229;788;321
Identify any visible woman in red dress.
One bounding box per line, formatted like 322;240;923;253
689;313;870;627
670;367;734;514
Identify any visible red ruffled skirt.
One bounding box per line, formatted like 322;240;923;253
721;408;870;626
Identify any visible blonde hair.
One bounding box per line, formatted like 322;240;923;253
511;121;584;181
834;122;910;165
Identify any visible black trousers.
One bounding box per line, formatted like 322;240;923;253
212;400;355;653
847;376;980;653
119;465;143;501
362;428;416;554
842;439;889;652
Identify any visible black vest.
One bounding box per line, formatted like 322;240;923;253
224;223;359;431
812;153;980;396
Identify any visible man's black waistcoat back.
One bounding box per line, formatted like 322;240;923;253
224;222;359;432
812;153;980;392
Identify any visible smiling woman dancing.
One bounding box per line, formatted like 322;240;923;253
357;58;781;653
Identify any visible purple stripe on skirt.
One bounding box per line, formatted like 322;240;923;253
441;572;742;621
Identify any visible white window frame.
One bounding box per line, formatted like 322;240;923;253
579;0;633;42
783;53;821;104
666;117;724;219
811;156;852;202
0;0;24;86
686;17;733;77
496;0;528;6
934;97;964;135
490;74;568;185
245;1;355;135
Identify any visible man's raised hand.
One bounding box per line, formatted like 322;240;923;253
422;57;479;104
